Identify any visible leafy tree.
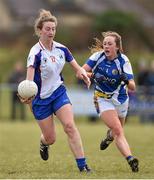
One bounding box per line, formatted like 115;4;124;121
93;10;140;35
92;10;154;51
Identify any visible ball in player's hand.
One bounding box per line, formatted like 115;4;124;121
18;80;38;99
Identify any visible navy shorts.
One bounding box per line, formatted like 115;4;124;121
32;91;71;120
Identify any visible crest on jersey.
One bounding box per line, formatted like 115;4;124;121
112;69;118;75
50;56;56;62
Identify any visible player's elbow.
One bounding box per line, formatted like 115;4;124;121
128;80;136;91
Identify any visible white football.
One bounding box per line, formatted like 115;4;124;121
18;80;38;99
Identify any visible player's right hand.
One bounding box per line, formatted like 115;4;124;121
17;93;34;104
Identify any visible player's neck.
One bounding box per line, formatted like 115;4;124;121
39;39;53;51
107;53;118;61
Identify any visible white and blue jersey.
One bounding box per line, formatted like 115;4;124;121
86;51;134;105
27;41;74;120
27;40;73;102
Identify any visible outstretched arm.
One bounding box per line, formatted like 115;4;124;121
69;59;91;88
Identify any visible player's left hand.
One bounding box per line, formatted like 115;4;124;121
82;74;91;89
76;68;91;89
120;73;129;85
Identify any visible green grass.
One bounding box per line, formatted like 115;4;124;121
0;120;154;179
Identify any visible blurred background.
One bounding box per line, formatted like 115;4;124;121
0;0;154;123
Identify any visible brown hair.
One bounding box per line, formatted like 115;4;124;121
91;31;123;53
34;9;57;37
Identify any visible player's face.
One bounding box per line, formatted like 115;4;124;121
40;21;56;42
103;36;119;60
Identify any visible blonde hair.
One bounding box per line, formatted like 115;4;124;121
91;31;123;53
34;9;57;37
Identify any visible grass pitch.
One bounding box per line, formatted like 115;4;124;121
0;119;154;179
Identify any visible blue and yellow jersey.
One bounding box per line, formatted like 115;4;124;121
86;51;134;105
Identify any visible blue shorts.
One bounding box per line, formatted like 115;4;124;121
32;91;71;120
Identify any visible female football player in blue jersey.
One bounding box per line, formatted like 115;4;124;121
18;9;91;172
82;31;139;172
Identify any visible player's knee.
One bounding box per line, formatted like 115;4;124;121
64;123;76;137
44;134;56;145
112;125;123;138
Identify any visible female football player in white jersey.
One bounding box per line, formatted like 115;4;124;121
82;31;139;172
19;9;91;172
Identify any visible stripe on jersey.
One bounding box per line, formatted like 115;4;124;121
56;47;74;62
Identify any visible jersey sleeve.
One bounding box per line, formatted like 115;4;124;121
65;48;74;62
27;54;35;67
86;51;102;69
27;48;41;69
123;58;134;80
57;47;74;62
